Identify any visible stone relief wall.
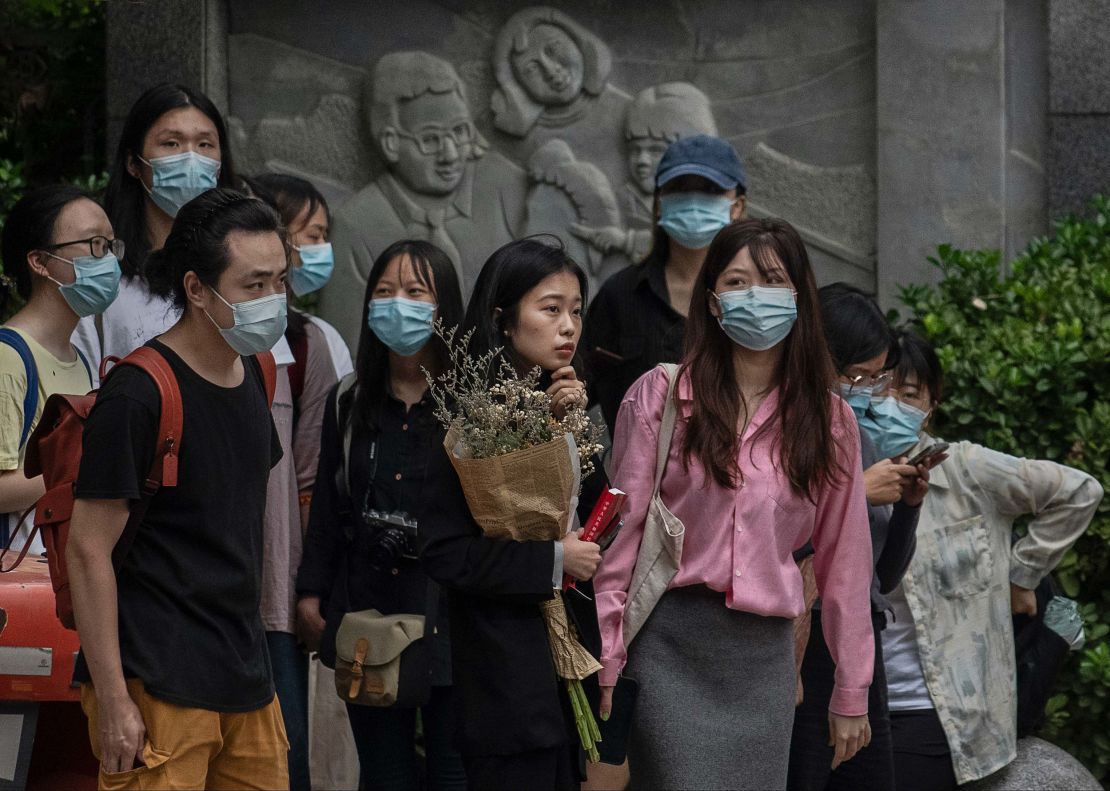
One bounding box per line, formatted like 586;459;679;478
225;0;877;344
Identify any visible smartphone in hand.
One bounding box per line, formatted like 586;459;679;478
906;441;949;467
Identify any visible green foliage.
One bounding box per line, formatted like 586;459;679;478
0;0;106;321
899;195;1110;779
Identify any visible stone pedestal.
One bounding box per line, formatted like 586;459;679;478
965;737;1101;791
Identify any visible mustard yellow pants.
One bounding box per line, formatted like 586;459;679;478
81;679;289;790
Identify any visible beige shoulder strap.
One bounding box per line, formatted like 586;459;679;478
652;363;681;492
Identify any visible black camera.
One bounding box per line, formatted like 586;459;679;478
362;508;419;573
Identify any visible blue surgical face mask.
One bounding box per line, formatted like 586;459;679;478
368;297;436;356
715;286;797;351
859;396;928;459
288;243;334;297
139;151;221;218
206;289;288;356
838;382;873;420
45;252;122;317
658;193;734;249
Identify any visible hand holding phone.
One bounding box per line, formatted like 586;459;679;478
906;441;949;467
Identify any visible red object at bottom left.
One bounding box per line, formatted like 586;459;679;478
1;557;97;790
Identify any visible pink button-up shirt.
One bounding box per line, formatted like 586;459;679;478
594;366;875;716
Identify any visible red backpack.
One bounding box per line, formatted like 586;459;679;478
0;346;277;629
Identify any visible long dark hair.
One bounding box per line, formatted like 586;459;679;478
0;185;90;315
242;173;331;344
144;188;285;310
818;282;899;372
349;240;464;435
106;83;237;280
638;173;733;268
462;236;588;381
681;218;841;497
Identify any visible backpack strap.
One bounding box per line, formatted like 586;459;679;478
333;373;358;505
257;351;277;408
114;346;184;489
75;348;93;390
0;328;39;450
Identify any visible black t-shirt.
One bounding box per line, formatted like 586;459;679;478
73;340;282;712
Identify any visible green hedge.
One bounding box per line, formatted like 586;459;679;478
899;196;1110;779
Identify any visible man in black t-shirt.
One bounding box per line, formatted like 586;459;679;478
66;191;291;789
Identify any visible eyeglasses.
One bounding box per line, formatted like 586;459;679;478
395;122;475;155
43;236;125;260
886;385;932;411
842;370;893;395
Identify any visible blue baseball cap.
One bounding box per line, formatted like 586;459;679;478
655;135;746;192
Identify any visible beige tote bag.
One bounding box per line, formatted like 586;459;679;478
622;364;685;648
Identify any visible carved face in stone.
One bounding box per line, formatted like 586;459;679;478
386;90;473;196
511;23;585;107
627;137;671;195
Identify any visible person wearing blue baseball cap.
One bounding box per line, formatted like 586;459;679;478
582;134;747;436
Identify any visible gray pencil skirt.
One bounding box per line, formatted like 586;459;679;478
625;585;796;791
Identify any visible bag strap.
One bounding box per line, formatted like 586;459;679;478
257;351;278;408
75;348;93;390
116;347;184;489
651;363;681;493
0;328;39;450
333;373;359;505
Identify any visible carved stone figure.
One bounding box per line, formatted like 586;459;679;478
320;51;528;345
522;140;621;278
570;82;719;265
491;6;630;199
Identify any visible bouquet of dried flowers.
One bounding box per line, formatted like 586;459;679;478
424;321;605;761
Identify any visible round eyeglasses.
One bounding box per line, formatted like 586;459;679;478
395;122;475;155
842;370;893;395
43;236;125;260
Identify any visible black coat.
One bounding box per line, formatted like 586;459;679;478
417;445;606;758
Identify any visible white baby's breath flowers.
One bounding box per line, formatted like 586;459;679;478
424;321;604;482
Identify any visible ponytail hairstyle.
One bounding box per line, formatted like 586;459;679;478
681;218;841;498
106;83;237;280
1;185;91;315
144;188;286;310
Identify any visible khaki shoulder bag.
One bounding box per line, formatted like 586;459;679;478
622;363;685;648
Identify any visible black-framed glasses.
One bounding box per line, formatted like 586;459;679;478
395;121;475;155
44;236;125;260
842;370;893;395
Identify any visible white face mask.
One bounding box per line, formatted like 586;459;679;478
205;288;288;356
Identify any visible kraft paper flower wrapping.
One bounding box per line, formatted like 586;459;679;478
443;426;580;542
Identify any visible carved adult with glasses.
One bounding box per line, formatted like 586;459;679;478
322;51;528;346
1;186;114;554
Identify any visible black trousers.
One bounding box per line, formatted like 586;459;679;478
890;708;958;791
462;744;577;791
788;609;894;791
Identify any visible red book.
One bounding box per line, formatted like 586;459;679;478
564;488;626;591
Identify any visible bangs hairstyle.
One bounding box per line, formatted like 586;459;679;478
462;236;588;382
681;218;841;497
144;188;286;310
818;282;899;372
349;240;464;434
106;83;237;280
893;330;944;405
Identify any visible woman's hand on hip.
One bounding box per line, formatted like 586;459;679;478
828;711;871;770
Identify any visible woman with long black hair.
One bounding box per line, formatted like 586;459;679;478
594;219;875;789
418;237;606;791
296;240;466;791
73;83;237;370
